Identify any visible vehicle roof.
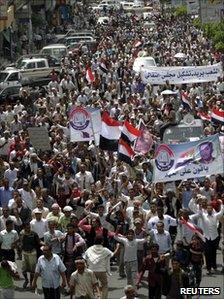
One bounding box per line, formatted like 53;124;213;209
20;58;48;62
0;69;19;73
42;44;67;49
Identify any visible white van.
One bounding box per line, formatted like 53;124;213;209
64;36;95;47
40;44;67;59
133;56;157;72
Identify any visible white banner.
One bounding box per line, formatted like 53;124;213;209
69;106;101;142
141;63;223;85
153;135;223;182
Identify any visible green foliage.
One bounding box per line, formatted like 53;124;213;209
174;5;187;17
192;17;202;28
202;21;224;52
215;42;224;52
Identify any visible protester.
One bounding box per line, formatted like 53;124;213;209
32;244;67;299
0;1;223;298
0;260;19;299
69;258;100;299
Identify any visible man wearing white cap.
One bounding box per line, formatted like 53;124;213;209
58;206;74;232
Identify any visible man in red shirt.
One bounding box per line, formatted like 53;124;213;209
136;243;167;299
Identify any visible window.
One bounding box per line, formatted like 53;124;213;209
37;61;46;68
25;62;35;69
8;73;19;81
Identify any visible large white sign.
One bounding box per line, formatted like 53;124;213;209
153;135;223;182
141;63;223;85
69;106;101;142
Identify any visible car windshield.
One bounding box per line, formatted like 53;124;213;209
0;72;8;82
163;126;204;143
16;60;27;69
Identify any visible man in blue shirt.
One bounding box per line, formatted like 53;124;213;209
0;179;14;208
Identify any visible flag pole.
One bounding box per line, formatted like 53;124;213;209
89;110;100;180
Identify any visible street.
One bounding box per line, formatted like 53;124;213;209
14;251;224;299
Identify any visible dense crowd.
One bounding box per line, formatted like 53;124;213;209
0;2;224;299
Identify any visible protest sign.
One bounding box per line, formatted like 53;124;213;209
134;121;153;154
153;134;223;182
69;106;101;142
141;63;223;85
27;127;51;151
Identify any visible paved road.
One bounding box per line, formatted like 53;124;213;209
13;250;223;299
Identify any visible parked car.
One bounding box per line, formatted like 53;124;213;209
5;57;60;80
133;56;157;72
64;36;96;47
0;85;21;102
40;44;67;59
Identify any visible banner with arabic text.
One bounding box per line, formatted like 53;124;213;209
153;134;223;182
141;63;223;85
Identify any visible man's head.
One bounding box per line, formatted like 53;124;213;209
24;222;31;233
67;223;75;235
171;258;181;271
97;205;105;216
75;258;86;272
124;285;136;299
34;210;42;221
207;203;213;215
150;243;159;256
157;206;164;218
63;206;73;216
94;236;104;245
156;221;164;234
42;245;52;259
126;229;135;241
2;207;10;218
80;164;86;174
6;219;13;232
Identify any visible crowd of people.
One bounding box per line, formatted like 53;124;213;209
0;1;224;299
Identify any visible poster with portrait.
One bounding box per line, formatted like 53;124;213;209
134;120;153;155
153;134;223;182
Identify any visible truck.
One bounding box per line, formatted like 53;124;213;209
0;56;60;88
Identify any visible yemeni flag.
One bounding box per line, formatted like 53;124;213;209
134;40;142;48
86;67;95;83
99;112;122;151
211;108;224;125
120;120;141;145
181;91;192;111
180;218;205;242
197;111;211;122
118;139;135;165
99;62;108;74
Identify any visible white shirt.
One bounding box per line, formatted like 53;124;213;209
85;245;113;272
30;219;48;239
35;254;66;288
0;215;22;231
199;205;224;240
148;215;177;231
70;268;97;298
114;235;145;262
18;188;36;210
0;229;19;250
150;229;172;254
75;171;94;191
